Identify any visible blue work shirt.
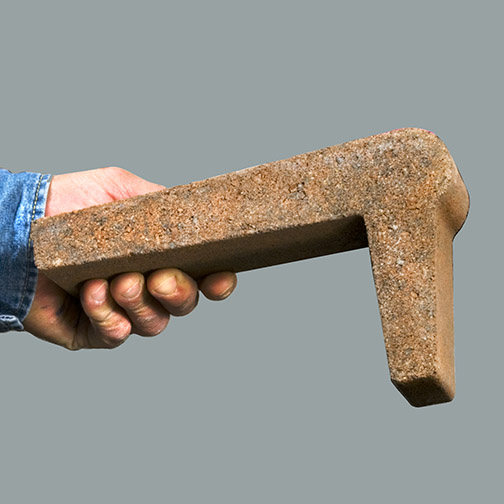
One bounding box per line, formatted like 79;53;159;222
0;168;52;332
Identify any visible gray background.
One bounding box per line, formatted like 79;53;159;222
0;1;501;502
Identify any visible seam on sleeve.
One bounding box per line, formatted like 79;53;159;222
15;173;44;316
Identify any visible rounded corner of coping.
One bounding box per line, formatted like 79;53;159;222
381;128;469;231
380;127;453;155
396;128;451;152
384;127;440;138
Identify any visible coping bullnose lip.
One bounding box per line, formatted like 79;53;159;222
31;128;469;408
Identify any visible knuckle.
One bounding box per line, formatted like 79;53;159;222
135;312;159;329
104;334;128;348
134;314;168;336
64;341;82;351
178;303;194;317
151;324;167;336
81;294;111;321
171;292;199;316
104;166;125;176
102;320;131;347
118;292;143;310
138;322;168;337
91;307;113;323
174;287;196;307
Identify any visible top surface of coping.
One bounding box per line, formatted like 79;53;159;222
31;127;468;291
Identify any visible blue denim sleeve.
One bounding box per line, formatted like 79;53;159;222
0;168;52;332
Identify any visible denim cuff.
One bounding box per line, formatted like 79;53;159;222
0;169;52;332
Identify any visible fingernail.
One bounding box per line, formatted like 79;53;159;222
122;278;141;299
219;285;234;299
154;274;177;295
91;281;107;302
219;277;237;299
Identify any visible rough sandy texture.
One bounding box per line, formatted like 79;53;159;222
31;128;469;407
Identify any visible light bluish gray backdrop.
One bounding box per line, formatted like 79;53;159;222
0;1;501;502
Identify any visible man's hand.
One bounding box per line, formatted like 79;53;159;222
23;167;237;350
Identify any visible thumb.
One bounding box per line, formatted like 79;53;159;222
45;167;166;216
115;169;166;198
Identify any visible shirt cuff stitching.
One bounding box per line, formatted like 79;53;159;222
16;173;44;316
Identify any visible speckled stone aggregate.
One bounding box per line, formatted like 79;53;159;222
31;128;469;407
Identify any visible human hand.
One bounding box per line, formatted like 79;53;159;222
23;167;237;349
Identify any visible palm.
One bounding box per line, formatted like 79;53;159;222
24;272;92;349
24;167;236;350
24;167;165;348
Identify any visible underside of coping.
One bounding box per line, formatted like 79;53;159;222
31;128;469;407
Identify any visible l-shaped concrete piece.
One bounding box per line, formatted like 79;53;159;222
31;128;469;407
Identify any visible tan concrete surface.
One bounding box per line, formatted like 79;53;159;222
31;128;469;407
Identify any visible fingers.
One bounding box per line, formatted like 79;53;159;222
199;272;237;301
80;269;236;349
110;273;170;336
147;269;199;317
80;279;132;348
